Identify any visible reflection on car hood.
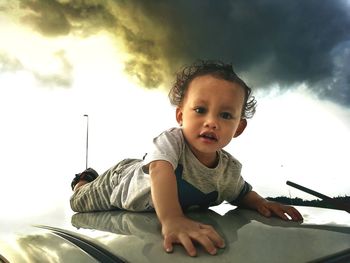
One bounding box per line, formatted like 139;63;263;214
1;205;350;263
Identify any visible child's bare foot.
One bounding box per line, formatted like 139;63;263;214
73;180;89;191
71;168;98;191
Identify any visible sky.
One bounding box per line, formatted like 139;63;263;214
0;0;350;222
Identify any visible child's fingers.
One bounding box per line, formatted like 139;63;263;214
189;232;217;255
163;233;197;257
259;201;304;221
285;207;304;221
258;206;272;217
269;205;303;221
275;209;290;220
295;208;303;221
198;224;226;249
187;224;226;255
264;205;288;220
178;233;197;257
163;235;174;253
163;227;224;256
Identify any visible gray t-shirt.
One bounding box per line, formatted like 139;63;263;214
110;127;251;211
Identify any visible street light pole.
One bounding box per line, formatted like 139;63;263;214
83;114;89;169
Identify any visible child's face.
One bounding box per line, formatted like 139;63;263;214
176;74;247;166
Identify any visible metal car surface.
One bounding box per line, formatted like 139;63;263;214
1;204;350;263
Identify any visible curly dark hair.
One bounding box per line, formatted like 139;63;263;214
168;60;257;119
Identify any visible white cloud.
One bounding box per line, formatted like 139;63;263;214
228;84;350;199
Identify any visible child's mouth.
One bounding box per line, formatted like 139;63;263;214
199;132;218;141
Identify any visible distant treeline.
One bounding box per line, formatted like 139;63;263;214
267;196;350;211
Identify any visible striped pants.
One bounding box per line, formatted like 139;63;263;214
70;159;152;212
70;164;117;212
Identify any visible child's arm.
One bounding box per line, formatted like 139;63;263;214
149;160;225;257
238;191;303;221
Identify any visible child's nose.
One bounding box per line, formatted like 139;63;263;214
204;116;218;129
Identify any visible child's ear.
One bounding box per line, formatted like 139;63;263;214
233;119;247;138
176;107;183;126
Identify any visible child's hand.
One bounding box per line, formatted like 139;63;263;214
161;215;225;257
256;200;303;221
239;191;303;221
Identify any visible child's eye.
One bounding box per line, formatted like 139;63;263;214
220;112;233;120
194;107;206;114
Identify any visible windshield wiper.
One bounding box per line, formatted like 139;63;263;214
286;181;350;213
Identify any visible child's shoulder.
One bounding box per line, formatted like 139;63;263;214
157;127;183;139
165;127;182;134
153;127;185;147
219;149;242;168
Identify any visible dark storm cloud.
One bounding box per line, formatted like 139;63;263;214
17;0;167;87
19;0;118;36
16;0;350;105
128;0;350;104
20;0;71;35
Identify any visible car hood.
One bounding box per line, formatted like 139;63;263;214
1;205;350;263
